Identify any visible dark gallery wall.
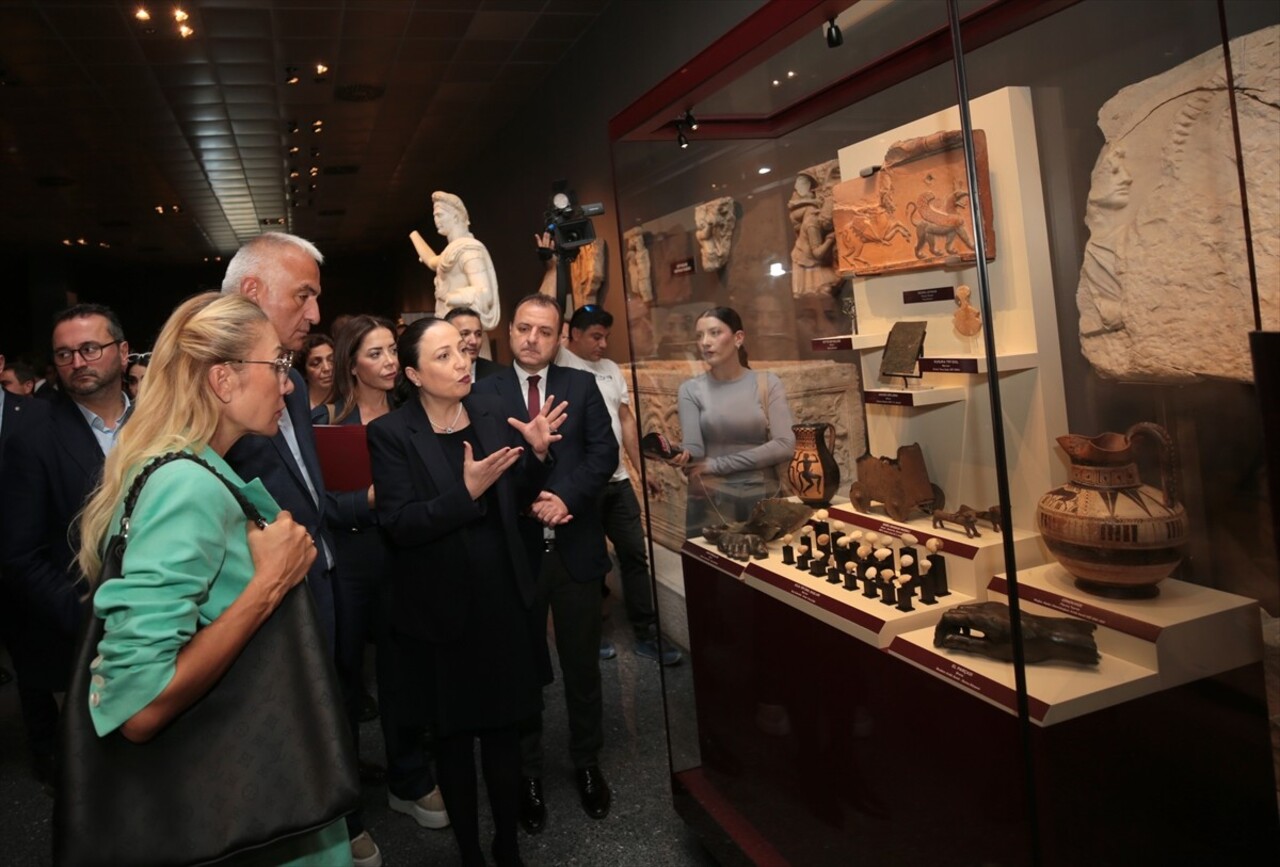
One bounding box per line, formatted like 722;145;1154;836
1;2;763;365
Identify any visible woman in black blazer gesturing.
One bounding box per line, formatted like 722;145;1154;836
367;316;563;867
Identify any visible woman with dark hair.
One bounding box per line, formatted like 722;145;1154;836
368;316;563;867
317;314;450;860
296;333;336;412
669;306;796;535
124;351;150;401
320;316;398;425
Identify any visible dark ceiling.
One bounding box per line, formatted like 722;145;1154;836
0;0;610;263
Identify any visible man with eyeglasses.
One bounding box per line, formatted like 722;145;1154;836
0;303;131;789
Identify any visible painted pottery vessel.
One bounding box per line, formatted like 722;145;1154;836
1037;422;1189;598
788;423;841;507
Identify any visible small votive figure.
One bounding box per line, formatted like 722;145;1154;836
813;508;830;540
781;533;795;565
826;556;841;584
917;559;938;605
926;537;950;596
796;544;811;571
879;573;898;606
862;567;880;599
816;533;831;560
896;577;916;612
809;552;828;578
842;561;858;591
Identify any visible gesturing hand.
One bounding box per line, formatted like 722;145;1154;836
508;396;567;459
463;441;523;500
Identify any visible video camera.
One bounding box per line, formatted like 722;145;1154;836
543;180;604;261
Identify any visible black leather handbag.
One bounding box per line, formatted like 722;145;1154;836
53;453;360;867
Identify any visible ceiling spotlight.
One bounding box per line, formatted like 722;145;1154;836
77;238;87;246
170;204;181;213
825;18;843;48
62;238;73;246
309;146;320;157
153;205;165;215
289;169;300;179
285;66;300;85
758;167;772;175
173;8;189;23
286;120;299;134
98;241;110;249
178;24;194;38
771;79;780;87
288;145;300;155
684;110;698;131
675;123;689;149
309;166;319;176
134;7;151;21
787;70;796;79
315;63;329;76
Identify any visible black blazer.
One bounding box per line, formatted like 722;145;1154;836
471;363;617;582
367;393;549;642
0;390;49;467
224;369;370;646
0;394;100;689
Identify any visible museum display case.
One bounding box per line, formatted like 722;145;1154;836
609;1;1279;864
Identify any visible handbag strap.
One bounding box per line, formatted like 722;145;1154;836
118;452;268;542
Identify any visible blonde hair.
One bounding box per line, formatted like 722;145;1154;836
77;293;271;581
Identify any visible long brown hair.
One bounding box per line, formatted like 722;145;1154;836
331;314;397;423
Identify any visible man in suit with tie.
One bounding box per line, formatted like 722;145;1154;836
472;293;619;831
0;306;131;785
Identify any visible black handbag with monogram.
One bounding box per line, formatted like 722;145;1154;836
54;452;360;867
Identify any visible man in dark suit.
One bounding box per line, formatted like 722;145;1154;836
0;305;131;784
445;305;504;382
472;293;619;831
220;232;407;867
0;352;51;689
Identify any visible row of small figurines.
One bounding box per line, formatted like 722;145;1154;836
780;514;950;613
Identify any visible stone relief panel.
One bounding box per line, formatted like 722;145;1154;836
1077;24;1279;383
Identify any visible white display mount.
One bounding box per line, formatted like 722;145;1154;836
887;563;1263;726
821;86;1069;536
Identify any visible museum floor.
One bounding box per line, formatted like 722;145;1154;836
0;589;715;867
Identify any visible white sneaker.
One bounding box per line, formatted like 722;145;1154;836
350;831;383;867
389;785;450;829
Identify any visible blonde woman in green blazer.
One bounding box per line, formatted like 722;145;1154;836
76;293;352;867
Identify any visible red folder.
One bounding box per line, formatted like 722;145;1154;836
313;424;371;492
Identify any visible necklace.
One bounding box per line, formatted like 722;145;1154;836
428;402;464;434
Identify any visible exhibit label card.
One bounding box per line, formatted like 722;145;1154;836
903;286;955;304
670;258;695;276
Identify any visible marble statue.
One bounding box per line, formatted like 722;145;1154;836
1076;24;1279;383
409;191;500;331
694;196;736;271
623;227;653;303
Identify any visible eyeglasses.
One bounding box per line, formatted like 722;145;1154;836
127;352;152;365
224;351;295;380
53;340;122;366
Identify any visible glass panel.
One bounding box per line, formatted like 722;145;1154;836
955;0;1280;862
614;2;1042;864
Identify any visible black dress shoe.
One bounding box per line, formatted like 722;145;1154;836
519;776;546;834
575;766;611;819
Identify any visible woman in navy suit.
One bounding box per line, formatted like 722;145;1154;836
367;316;562;867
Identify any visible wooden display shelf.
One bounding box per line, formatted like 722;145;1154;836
987;563;1262;689
682;538;974;648
888;625;1159;726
